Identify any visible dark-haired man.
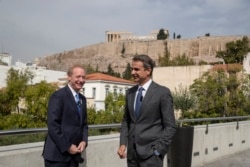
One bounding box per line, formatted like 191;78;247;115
117;55;176;167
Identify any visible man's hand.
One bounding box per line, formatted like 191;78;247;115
77;141;87;152
117;145;127;159
68;144;81;154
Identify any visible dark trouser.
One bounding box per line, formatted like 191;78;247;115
127;147;164;167
44;159;78;167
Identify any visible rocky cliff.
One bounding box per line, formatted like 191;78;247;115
37;35;248;73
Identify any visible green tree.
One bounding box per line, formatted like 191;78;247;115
122;62;132;80
87;107;97;125
216;36;250;64
107;64;115;75
5;68;34;113
0;89;12;116
190;70;250;117
105;93;125;113
158;41;171;66
87;92;125;125
106;64;120;77
172;85;197;126
82;64;96;74
190;72;227;117
158;42;195;66
157;29;168;40
24;81;57;124
171;53;195;66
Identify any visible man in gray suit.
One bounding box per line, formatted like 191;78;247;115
117;54;176;167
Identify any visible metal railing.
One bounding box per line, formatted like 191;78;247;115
176;115;250;123
0;116;250;136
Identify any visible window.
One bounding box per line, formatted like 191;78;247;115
105;87;109;97
113;88;117;94
105;85;110;97
92;87;96;98
82;88;85;95
113;85;118;94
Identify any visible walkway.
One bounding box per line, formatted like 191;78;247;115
201;149;250;167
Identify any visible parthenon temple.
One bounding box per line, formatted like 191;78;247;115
105;29;169;42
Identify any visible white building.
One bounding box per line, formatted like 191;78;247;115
82;73;135;111
0;52;12;66
0;62;66;88
243;52;250;74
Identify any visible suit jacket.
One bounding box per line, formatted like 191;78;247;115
43;85;88;162
120;81;176;160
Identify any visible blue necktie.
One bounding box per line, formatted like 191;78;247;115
75;93;81;113
135;87;143;118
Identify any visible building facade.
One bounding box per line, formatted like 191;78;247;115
0;52;12;66
0;62;66;88
243;52;250;74
82;73;135;111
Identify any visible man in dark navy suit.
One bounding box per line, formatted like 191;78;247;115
43;65;88;167
117;55;176;167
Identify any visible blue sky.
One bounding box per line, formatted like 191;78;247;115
0;0;250;63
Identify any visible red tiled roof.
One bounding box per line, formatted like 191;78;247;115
86;72;135;84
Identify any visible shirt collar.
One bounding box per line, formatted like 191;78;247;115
68;84;78;97
139;79;152;91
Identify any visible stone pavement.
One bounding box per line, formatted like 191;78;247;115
200;149;250;167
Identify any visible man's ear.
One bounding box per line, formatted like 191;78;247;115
146;68;152;76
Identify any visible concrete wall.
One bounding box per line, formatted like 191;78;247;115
153;65;212;92
192;121;250;167
1;121;250;167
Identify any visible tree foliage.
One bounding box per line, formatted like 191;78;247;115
216;36;250;64
159;42;195;66
87;92;125;125
158;41;171;66
172;85;197;116
5;68;34;113
176;34;181;39
24;81;57;124
157;29;168;40
81;64;97;74
0;89;12;116
189;71;250;117
106;64;120;77
122;62;132;80
172;85;197;126
171;54;195;66
0;68;58;130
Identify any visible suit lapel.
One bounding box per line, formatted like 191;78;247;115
128;86;138;120
138;82;157;118
65;86;81;117
78;94;86;124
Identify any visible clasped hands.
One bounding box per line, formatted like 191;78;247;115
68;141;86;154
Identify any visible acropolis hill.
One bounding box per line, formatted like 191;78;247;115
36;33;249;73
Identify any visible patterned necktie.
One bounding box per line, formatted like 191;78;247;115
135;87;143;118
75;93;81;113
